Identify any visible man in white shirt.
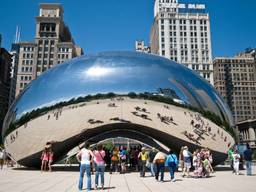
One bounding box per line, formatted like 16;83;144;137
182;146;192;177
76;143;94;191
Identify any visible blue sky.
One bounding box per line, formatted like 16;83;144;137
0;0;256;57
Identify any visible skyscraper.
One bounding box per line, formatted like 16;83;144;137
150;0;213;84
15;3;83;97
0;46;12;138
213;49;256;124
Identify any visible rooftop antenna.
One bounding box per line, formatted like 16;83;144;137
17;26;21;42
14;26;21;43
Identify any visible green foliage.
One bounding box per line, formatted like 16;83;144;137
253;150;256;160
103;141;115;151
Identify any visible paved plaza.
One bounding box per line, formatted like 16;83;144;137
0;165;255;192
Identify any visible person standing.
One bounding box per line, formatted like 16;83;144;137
232;149;240;175
93;144;106;189
179;147;184;172
110;148;119;174
228;148;234;172
48;148;54;172
165;149;178;182
243;144;253;176
41;148;48;172
76;143;94;191
0;149;4;170
153;151;166;182
119;146;127;173
182;146;192;177
148;148;157;176
138;147;148;177
134;147;140;171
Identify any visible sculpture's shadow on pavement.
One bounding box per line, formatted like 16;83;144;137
12;165;80;172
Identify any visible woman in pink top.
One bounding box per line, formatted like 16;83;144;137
41;148;48;172
93;144;105;189
48;148;54;172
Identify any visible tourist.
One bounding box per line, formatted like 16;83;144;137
182;146;192;177
48;148;54;172
41;147;48;172
129;147;136;170
207;150;214;172
232;149;240;175
0;149;4;170
243;144;253;176
179;146;184;172
202;157;210;177
165;149;178;182
119;146;127;173
5;153;13;167
148;148;157;176
93;144;105;189
153;151;166;182
103;147;111;170
138;147;148;177
110;148;119;174
134;146;140;171
192;149;200;172
76;143;94;191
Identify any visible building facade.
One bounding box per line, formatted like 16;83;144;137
150;0;213;84
135;40;150;53
237;119;256;147
9;43;20;106
213;52;256;124
0;47;12;138
15;4;83;97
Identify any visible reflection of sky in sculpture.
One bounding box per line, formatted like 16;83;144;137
7;51;234;127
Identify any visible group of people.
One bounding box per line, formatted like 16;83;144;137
0;148;14;169
228;144;253;176
40;144;54;172
76;144;181;191
76;143;106;191
179;146;214;178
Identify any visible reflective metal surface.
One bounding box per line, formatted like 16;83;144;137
2;51;235;167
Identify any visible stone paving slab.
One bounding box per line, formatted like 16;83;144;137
0;166;255;192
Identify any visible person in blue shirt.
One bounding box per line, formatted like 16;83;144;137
165;149;178;182
243;144;253;176
119;146;127;173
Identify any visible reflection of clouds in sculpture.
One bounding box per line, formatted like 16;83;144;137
86;66;114;77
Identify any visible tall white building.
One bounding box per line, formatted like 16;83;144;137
15;4;83;97
150;0;213;84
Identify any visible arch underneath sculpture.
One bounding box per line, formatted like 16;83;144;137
17;123;227;167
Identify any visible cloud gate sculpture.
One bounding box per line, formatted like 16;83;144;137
2;51;235;167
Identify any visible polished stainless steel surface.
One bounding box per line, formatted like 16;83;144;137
2;51;235;167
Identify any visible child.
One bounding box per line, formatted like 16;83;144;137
232;150;240;175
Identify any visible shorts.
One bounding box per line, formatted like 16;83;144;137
184;162;191;168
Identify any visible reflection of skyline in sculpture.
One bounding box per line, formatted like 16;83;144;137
5;51;233;128
2;51;235;167
157;88;181;100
